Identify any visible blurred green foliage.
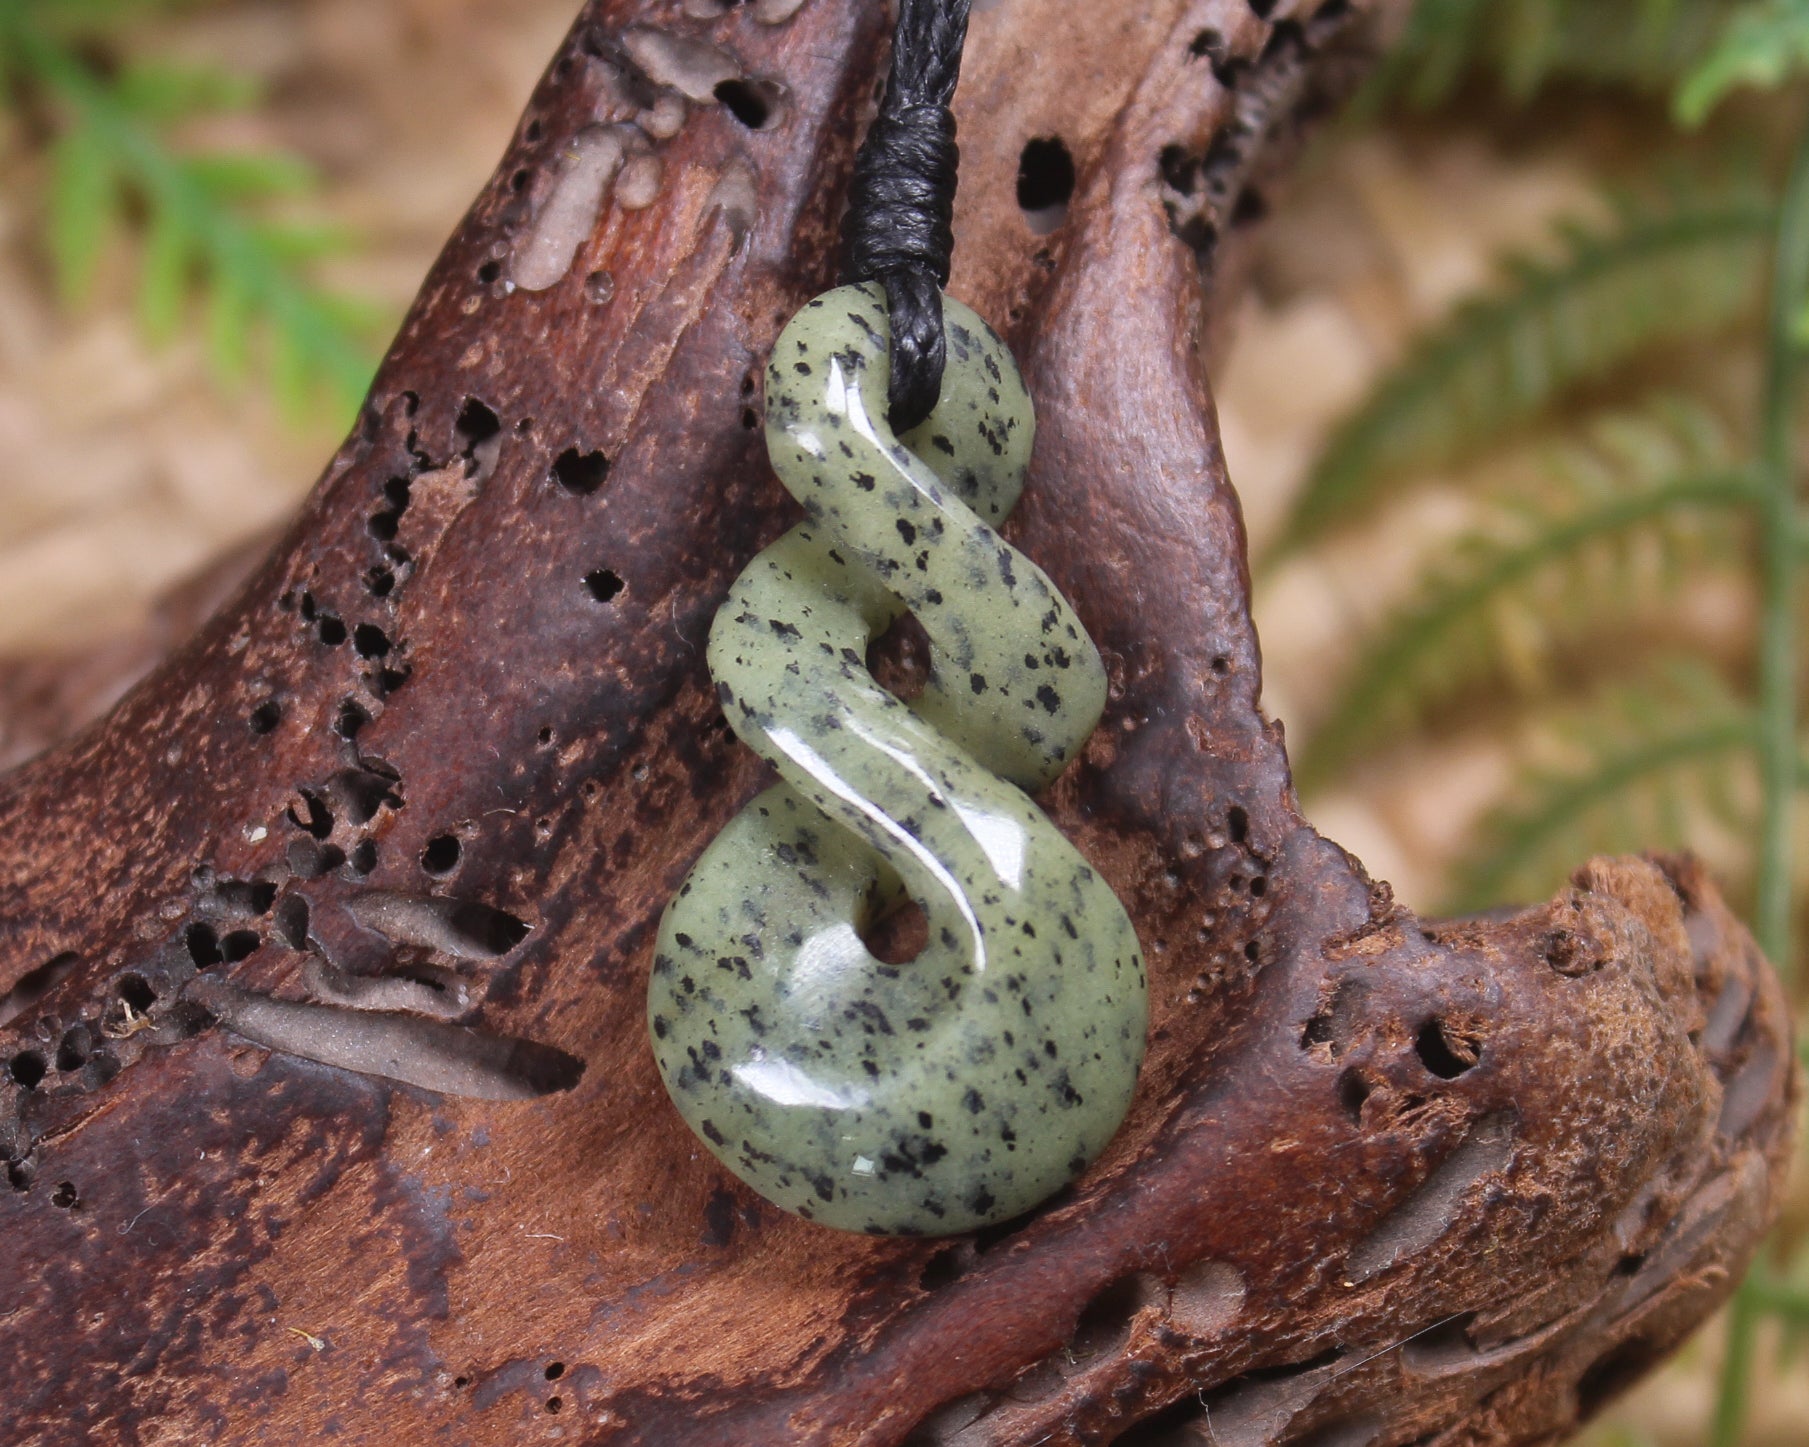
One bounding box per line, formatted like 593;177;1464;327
1287;0;1806;984
1273;5;1809;1432
0;0;385;428
1277;2;1809;1438
1368;0;1730;107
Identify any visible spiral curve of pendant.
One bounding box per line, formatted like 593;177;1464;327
649;283;1147;1236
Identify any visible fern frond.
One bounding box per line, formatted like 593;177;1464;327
204;267;251;384
1295;405;1758;792
1503;0;1732;98
1678;0;1809;125
1365;0;1492;110
1369;0;1732;110
1758;1280;1809;1327
45;122;118;306
14;0;202;41
7;13;384;427
241;220;357;264
136;204;189;341
112;60;260;122
1448;664;1763;911
1756;1246;1809;1366
182;151;317;201
1271;194;1771;558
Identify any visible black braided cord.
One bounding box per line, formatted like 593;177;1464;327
840;0;972;433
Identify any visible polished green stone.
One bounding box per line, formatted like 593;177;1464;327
649;284;1147;1236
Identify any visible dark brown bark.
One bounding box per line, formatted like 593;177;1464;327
0;2;1795;1444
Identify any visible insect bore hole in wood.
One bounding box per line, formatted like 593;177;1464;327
1016;135;1074;234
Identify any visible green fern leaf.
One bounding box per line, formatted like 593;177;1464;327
313;292;391;339
184;150;316;201
113;61;259;122
1514;0;1729;97
1493;0;1565;99
1369;0;1731;109
1271;196;1772;558
1294;403;1757;792
204;267;251;386
135;204;190;342
1368;0;1493;109
1759;1279;1809;1330
267;318;311;424
243;220;355;264
1678;0;1809;125
1756;1244;1809;1362
1295;491;1758;793
45;123;118;307
20;0;203;36
1448;665;1762;912
13;11;387;430
261;282;381;422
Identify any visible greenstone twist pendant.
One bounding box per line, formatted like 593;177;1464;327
649;283;1147;1235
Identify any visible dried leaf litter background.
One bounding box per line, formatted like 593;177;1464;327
0;0;1802;1440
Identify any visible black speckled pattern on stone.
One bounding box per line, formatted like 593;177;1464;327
649;284;1147;1236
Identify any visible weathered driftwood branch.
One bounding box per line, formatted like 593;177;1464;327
0;2;1796;1443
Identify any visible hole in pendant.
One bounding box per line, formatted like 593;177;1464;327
863;897;928;966
866;610;933;704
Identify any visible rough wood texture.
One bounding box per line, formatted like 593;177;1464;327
0;2;1795;1444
